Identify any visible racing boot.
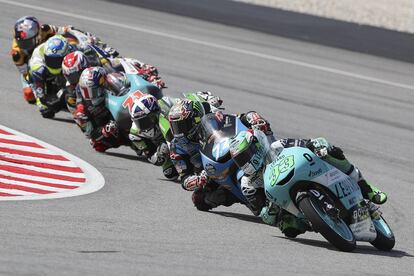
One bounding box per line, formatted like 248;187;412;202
240;177;266;216
349;167;387;205
162;159;179;181
244;192;266;216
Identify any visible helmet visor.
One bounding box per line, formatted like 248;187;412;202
170;118;193;137
133;116;154;131
233;140;256;170
64;71;81;85
16;37;37;51
45;55;64;70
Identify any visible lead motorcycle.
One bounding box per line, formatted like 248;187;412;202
262;139;395;252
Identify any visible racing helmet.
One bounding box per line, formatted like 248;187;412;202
168;99;204;139
14;16;40;52
130;94;160;137
229;130;265;176
44;35;70;74
78;66;107;106
62;51;90;85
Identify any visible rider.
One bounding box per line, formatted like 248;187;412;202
229;133;388;237
168;93;272;211
63;51;164;96
62;50;104;114
128;91;221;180
29;35;73;118
128;94;179;180
10;16;72;104
75;66;124;152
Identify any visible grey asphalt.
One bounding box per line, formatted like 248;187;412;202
103;0;414;63
0;0;413;275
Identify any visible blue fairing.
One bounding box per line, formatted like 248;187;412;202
200;115;248;203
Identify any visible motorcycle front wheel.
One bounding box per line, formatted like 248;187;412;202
298;192;356;252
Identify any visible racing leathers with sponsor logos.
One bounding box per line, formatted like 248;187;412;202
128;95;179;180
128;92;220;180
29;35;74;118
29;26;122;118
11;16;72;104
74;60;163;152
168;93;272;211
74;66;126;152
230;134;387;237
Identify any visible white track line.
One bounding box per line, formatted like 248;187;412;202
1;0;414;91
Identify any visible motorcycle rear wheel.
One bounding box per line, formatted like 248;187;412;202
370;216;395;251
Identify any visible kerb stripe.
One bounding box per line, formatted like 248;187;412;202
0;182;54;194
0;173;78;189
0;156;83;173
0;138;43;148
0;147;69;161
0;165;86;182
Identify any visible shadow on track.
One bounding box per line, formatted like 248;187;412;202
52;117;76;124
278;236;414;257
209;210;263;224
105;151;141;161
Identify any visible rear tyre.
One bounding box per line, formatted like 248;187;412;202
298;193;356;252
370;216;395;251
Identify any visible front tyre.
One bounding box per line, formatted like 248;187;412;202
370;216;395;251
298;193;356;252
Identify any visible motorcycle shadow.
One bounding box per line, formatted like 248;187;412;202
278;236;414;257
51;117;76;124
209;211;263;224
104;151;143;161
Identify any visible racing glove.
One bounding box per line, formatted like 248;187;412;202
307;137;331;158
102;120;119;139
196;91;223;108
182;171;208;191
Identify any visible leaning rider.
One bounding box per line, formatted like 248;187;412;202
10;16;73;104
229;132;388;237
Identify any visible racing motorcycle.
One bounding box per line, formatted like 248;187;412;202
34;29;118;118
199;112;261;213
263;140;395;252
105;59;163;144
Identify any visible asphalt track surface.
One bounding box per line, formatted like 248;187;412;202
0;0;414;275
